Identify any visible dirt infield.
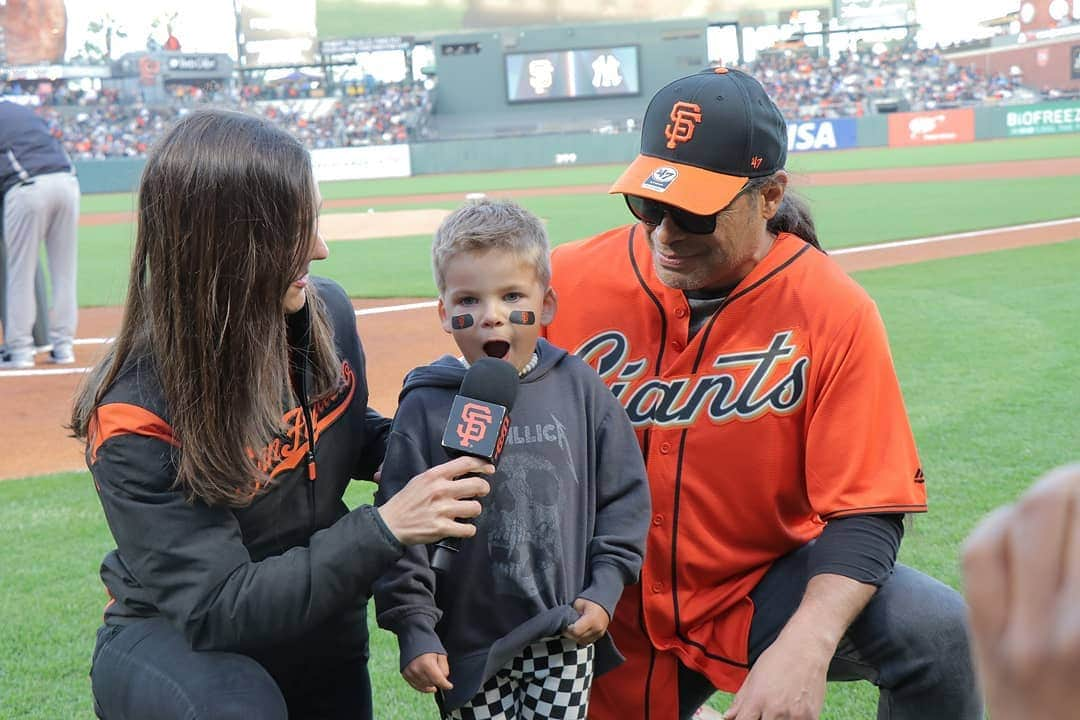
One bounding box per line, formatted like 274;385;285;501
3;217;1076;481
0;299;458;481
318;209;451;241
4;155;1079;481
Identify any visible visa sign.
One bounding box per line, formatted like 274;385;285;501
786;118;857;152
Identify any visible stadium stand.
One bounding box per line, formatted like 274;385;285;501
744;45;1039;120
0;80;431;158
0;43;1063;156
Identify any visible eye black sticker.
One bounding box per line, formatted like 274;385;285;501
509;311;536;325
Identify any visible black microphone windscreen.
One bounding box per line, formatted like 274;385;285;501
460;357;520;411
431;357;520;573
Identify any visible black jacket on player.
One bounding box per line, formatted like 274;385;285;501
87;277;400;668
0;101;74;196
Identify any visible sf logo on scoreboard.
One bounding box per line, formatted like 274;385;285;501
528;59;555;95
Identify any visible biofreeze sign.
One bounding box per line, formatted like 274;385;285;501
786;118;857;152
1005;103;1080;136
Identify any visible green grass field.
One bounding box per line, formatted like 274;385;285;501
3;135;1080;718
74;134;1080;307
77;133;1080;215
74;175;1080;306
5;241;1079;718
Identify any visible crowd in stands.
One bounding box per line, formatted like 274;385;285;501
0;79;432;159
261;83;431;150
0;42;1064;156
2;76;382;107
744;45;1035;120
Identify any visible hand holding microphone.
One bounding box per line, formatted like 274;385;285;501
376;455;495;545
432;357;520;573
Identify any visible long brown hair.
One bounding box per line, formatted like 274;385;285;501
72;110;341;506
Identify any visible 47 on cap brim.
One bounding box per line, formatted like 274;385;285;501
609;154;749;216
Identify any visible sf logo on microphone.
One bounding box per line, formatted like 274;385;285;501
457;402;493;448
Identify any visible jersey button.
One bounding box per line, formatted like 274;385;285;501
653;514;664;526
674;307;687;318
651;581;664;593
659;442;672;454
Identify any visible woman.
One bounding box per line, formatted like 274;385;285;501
71;110;492;719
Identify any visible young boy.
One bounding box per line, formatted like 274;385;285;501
374;199;650;719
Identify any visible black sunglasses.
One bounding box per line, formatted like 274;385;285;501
624;184;753;235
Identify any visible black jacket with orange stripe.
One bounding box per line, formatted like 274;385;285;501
87;277;402;665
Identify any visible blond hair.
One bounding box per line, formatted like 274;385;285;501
432;199;550;293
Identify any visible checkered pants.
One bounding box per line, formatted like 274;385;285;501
445;636;595;720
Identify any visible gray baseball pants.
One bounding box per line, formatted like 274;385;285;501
2;172;79;356
0;253;49;349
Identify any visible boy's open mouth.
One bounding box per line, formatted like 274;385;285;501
482;340;511;359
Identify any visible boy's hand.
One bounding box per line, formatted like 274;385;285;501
563;598;609;645
402;652;453;693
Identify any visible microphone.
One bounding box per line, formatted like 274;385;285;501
431;357;520;574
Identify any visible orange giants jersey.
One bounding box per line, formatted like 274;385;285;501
544;225;927;692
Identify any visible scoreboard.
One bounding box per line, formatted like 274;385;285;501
505;46;640;103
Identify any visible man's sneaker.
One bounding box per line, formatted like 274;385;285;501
0;350;34;370
47;346;76;364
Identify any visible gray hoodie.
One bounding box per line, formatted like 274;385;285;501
374;338;650;711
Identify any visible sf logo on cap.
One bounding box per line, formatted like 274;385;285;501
665;101;702;149
457;402;493;448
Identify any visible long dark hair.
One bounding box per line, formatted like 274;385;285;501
745;173;821;251
72;110;341;506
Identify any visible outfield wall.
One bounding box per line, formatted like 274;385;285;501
74;100;1080;193
432;19;706;129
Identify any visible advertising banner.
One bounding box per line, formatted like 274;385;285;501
887;109;975;147
238;0;317;67
786;117;858;152
1002;102;1080;136
320;36;412;65
310;145;412;182
833;0;913;28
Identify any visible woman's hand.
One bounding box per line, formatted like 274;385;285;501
377;456;493;545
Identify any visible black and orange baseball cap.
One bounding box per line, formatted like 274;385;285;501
610;67;788;215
